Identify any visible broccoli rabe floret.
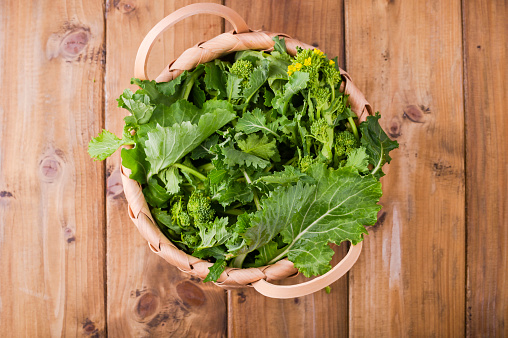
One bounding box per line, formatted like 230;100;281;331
171;196;191;229
299;155;318;173
335;130;359;158
310;118;329;144
230;59;254;86
187;190;215;226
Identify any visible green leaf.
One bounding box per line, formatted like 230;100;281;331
359;112;399;178
145;101;236;176
226;73;243;101
272;71;310;114
88;130;133;161
143;177;171;208
197;217;231;250
345;147;369;173
236;108;279;137
221;144;270;169
118;89;155;124
210;180;254;207
190;134;219;160
150;99;202;127
158;166;183;194
254;240;282;266
237;164;382;277
237;134;279;161
204;61;227;98
243;63;270;104
203;259;226;283
121;145;150;184
191;77;206;108
255;166;313;185
151;207;181;234
272;36;288;54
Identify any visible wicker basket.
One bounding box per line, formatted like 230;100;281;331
121;3;373;299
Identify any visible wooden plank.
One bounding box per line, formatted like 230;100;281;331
0;0;106;336
224;1;349;337
463;0;508;335
345;0;466;336
104;1;227;336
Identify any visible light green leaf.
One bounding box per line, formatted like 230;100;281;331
159;166;183;194
226;73;243;101
145;101;235;176
272;71;309;114
243;64;270;104
237;134;279;161
236;108;279;137
254;241;282;266
88;130;133;161
197;217;231;250
255;166;312;185
345;147;369;173
221;144;270;169
118;89;155;124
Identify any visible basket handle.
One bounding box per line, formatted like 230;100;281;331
251;242;362;298
134;3;250;80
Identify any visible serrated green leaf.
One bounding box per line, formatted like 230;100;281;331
255;166;312;185
236;108;279;137
272;71;309;114
226;73;243;101
190;134;219;160
204;61;227;98
243;63;270;105
345;147;369;173
150;99;202;127
359;112;399;178
117;89;155;124
145;101;235;176
88;130;133;161
236;164;382;277
237;134;279;161
203;259;226;283
210;180;254;207
221;144;270;169
158;166;183;194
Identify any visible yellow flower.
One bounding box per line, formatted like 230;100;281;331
304;57;312;66
288;65;296;72
329;60;335;66
313;49;323;56
287;70;293;76
295;63;303;70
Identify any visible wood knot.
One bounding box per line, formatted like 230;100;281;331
403;105;427;123
0;191;13;198
388;118;402;138
237;291;247;304
136;291;159;319
176;281;206;307
64;227;75;243
114;0;137;13
39;155;63;182
82;318;97;335
46;25;90;61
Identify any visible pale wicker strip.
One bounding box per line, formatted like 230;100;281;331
121;3;371;297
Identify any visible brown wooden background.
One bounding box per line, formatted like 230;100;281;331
0;0;506;336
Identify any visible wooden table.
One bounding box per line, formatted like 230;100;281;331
1;0;506;336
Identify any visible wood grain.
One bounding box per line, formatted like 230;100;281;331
0;0;106;336
104;1;227;336
224;1;349;337
463;0;508;336
345;0;466;336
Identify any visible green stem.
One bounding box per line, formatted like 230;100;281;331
370;146;384;176
172;163;206;181
284;156;298;166
348;117;360;141
232;254;247;268
243;170;261;211
182;68;205;100
197;162;215;172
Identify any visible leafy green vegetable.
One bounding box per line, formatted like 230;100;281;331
88;38;398;283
